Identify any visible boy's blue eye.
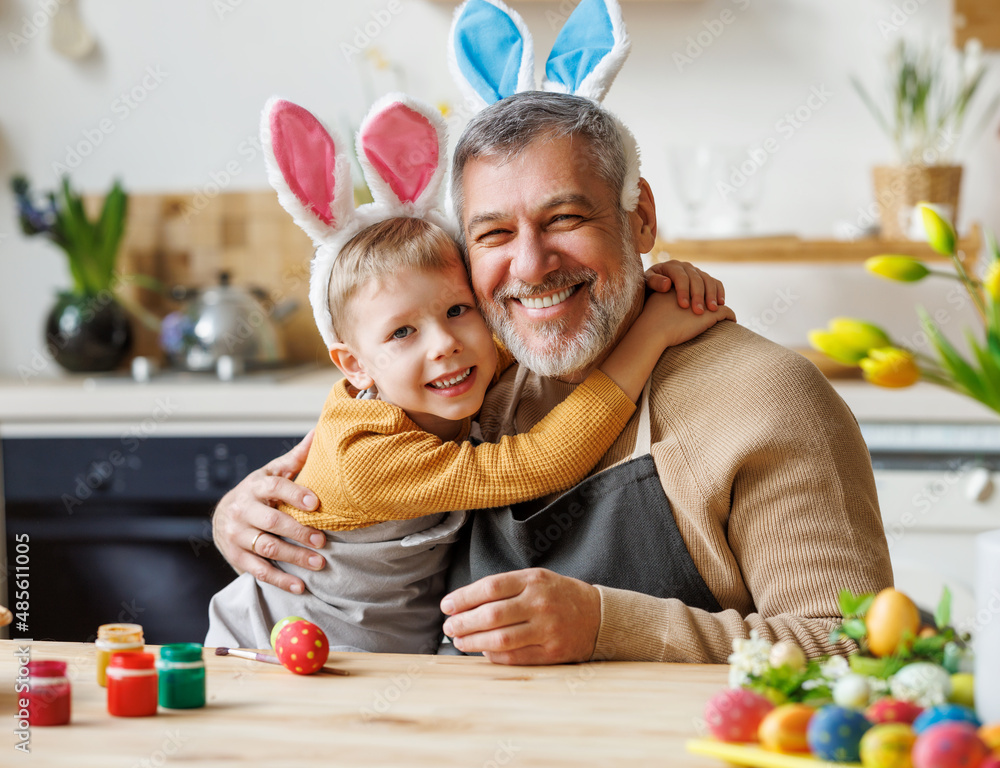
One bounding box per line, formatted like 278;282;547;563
391;327;412;340
447;305;468;318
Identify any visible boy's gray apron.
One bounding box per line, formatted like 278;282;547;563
443;369;721;653
206;511;467;654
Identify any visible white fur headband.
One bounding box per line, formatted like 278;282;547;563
448;0;641;211
261;93;454;349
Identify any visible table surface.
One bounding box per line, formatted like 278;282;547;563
0;640;729;767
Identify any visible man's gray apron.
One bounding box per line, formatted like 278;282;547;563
444;369;721;653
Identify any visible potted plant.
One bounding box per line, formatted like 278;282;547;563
852;38;997;239
12;174;153;373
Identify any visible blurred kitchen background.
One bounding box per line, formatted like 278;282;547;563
3;0;1000;642
1;0;999;371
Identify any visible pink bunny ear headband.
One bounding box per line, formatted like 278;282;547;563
261;93;454;348
448;0;641;212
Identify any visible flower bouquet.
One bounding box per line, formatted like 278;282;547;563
810;205;1000;417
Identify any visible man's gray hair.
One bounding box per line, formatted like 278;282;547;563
451;91;631;240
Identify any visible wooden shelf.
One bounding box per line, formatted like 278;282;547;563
651;223;982;267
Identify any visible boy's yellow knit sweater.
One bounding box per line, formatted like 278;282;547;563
278;368;635;531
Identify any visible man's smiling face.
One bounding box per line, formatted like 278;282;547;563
461;134;647;381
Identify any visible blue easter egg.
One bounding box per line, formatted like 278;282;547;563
806;705;873;763
912;704;981;734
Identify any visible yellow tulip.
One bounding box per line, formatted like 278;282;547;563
828;317;892;354
983;260;1000;302
865;255;931;283
919;203;957;256
860;347;921;388
809;318;892;365
809;330;863;365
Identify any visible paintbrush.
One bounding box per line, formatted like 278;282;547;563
214;647;349;676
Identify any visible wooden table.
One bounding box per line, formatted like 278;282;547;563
0;640;729;767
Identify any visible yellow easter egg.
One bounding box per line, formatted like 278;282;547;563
948;673;975;708
866;588;921;657
860;723;916;768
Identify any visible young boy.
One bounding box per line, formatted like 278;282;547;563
206;215;732;654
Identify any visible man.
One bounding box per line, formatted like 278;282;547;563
212;92;892;665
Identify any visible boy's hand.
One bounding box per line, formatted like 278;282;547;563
644;260;725;314
641;289;736;348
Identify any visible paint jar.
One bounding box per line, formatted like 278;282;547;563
26;661;71;726
95;623;144;687
157;643;206;709
106;652;158;717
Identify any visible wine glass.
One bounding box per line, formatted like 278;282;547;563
717;145;766;234
667;144;719;237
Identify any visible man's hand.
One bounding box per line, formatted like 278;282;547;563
211;430;327;595
440;568;602;665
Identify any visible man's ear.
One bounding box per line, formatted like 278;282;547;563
629;178;657;254
328;344;375;390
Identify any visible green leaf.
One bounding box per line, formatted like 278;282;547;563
842;618;868;641
935;585;952;630
967;331;1000;411
919;307;988;402
93;180;127;288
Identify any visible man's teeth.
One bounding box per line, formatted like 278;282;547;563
519;286;574;310
430;368;472;389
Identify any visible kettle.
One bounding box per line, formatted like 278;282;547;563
159;272;298;373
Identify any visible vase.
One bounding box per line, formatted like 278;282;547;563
872;164;963;240
45;292;133;373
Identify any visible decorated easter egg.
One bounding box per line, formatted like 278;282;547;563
913;704;981;734
807;704;874;763
270;615;305;649
769;641;807;672
703;688;774;743
867;698;924;725
758;703;815;753
834;673;872;709
947;674;975;709
274;619;329;675
866;588;921;657
912;722;989;768
979;723;1000;753
860;723;917;768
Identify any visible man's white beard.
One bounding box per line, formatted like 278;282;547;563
481;258;645;379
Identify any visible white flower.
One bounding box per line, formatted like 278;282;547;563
819;655;850;682
889;662;953;708
727;631;772;689
964;38;983;84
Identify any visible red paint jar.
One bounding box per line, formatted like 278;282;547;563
26;661;71;726
106;652;158;717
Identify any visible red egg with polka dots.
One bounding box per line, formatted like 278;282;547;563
274;620;330;675
913;722;990;768
866;698;924;725
704;688;774;743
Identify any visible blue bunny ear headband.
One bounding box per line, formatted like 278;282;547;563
448;0;641;211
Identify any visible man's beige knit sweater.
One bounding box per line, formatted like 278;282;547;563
476;322;894;664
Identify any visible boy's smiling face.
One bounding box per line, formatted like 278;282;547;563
334;250;498;441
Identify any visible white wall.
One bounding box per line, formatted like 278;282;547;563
1;0;996;375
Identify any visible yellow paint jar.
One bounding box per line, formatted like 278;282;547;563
95;623;144;687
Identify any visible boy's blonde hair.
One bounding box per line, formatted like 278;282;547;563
328;217;462;344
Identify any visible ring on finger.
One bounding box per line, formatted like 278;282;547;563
250;530;266;555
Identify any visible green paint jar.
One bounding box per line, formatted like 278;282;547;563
156;643;206;709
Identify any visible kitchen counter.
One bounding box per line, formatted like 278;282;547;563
0;368;996;433
1;640;727;767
